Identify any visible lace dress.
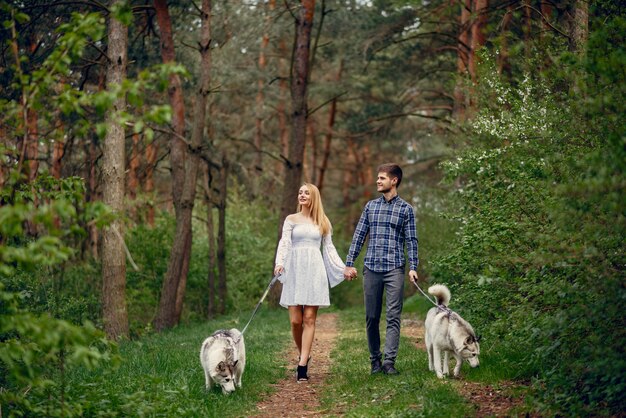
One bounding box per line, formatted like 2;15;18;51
275;220;346;308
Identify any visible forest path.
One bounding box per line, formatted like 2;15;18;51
402;317;526;417
253;313;524;417
253;312;338;417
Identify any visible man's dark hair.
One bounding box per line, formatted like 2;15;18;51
377;163;403;188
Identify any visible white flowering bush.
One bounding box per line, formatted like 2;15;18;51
434;38;625;416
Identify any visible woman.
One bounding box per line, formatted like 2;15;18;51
274;183;345;382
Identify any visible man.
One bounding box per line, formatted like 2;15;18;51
344;163;419;375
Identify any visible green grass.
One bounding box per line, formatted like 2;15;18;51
59;303;530;417
65;309;291;417
321;307;473;417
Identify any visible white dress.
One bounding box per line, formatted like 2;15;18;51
275;220;345;308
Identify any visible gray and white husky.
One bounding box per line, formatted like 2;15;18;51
200;328;246;394
424;284;480;379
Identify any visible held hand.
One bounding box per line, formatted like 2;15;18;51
344;266;358;280
274;265;284;276
408;270;418;284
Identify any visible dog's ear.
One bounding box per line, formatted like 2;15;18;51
232;360;239;368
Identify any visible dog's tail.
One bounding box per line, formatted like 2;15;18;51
428;284;451;306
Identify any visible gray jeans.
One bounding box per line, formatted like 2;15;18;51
363;266;405;365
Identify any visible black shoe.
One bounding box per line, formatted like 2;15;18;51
382;363;399;375
371;359;382;375
297;364;309;382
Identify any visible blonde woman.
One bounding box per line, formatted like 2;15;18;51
274;183;345;382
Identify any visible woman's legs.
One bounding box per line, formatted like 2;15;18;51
298;306;318;366
288;306;304;357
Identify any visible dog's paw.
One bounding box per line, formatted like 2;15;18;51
436;372;445;379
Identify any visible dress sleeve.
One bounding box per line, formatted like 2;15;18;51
322;231;346;288
275;220;294;282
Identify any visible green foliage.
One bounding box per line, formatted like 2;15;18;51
432;15;626;415
0;176;118;416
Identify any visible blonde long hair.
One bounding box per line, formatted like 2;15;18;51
300;183;331;236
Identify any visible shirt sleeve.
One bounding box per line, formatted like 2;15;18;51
322;230;346;288
275;219;294;272
404;205;419;271
346;202;370;267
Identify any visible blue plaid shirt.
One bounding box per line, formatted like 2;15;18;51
346;194;419;273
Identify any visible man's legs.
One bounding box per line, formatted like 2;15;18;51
363;267;384;365
382;267;405;370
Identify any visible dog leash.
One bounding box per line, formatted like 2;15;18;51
410;279;437;306
240;273;281;336
410;280;454;317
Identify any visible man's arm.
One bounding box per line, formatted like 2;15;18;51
345;203;370;267
404;205;419;282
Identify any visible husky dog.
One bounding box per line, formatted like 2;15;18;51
424;285;480;379
200;328;246;394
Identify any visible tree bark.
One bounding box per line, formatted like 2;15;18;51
127;132;140;200
278;0;316;236
153;0;191;331
468;0;488;83
172;0;213;322
569;0;588;54
202;164;216;318
254;0;275;173
101;1;129;340
498;4;513;77
144;138;157;226
277;37;290;171
217;157;228;315
453;0;471;121
26;108;38;182
317;59;342;193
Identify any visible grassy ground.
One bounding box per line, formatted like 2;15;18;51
66;309;291;417
62;297;528;417
321;305;472;417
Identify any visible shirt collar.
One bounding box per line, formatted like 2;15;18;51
379;194;400;204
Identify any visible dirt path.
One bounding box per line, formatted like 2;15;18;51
253;312;338;417
401;317;527;417
253;313;526;417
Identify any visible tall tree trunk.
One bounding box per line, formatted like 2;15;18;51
453;0;471;121
144;138;157;226
254;0;275;173
276;37;290;176
172;0;213;322
569;0;588;54
305;116;317;183
202;164;216;318
26;108;38;182
498;4;513;76
317;59;342;193
217;157;228;315
278;0;316;236
51;134;65;179
468;0;488;83
127;132;140;200
523;0;533;58
87;135;99;259
153;0;190;331
101;2;129;340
